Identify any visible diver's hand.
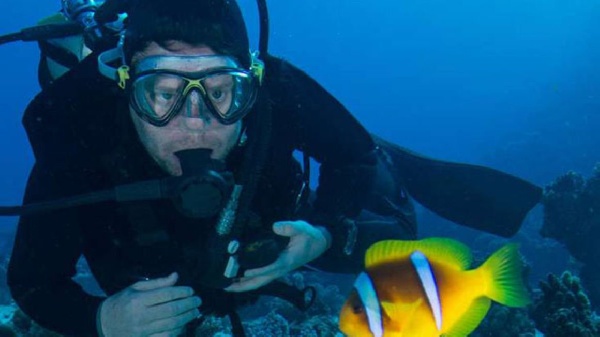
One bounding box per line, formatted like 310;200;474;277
225;220;331;292
98;272;202;337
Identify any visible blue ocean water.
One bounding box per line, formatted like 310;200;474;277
0;0;598;335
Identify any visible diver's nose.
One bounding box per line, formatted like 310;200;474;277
182;90;211;129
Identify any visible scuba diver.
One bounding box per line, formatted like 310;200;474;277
0;0;542;336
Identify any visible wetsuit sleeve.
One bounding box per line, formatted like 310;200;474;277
7;164;105;336
264;55;379;255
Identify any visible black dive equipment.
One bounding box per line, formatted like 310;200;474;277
0;146;287;288
0;22;83;46
0;148;233;219
0;0;125;50
1;0;290;288
169;149;234;218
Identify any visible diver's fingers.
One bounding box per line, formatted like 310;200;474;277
242;262;282;278
224;274;276;292
146;307;200;336
140;286;196;307
242;251;291;278
146;295;202;322
131;272;178;291
272;221;306;237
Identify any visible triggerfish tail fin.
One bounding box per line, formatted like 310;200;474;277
444;297;491;337
365;237;472;270
481;243;531;307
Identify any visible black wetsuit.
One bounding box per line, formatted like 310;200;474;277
7;53;415;336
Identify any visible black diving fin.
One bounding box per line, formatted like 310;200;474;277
373;135;543;237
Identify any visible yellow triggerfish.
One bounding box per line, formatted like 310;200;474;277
339;237;530;337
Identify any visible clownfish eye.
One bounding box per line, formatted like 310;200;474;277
352;303;364;314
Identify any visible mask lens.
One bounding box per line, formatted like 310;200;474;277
131;69;257;126
133;73;186;121
202;73;236;116
202;71;255;123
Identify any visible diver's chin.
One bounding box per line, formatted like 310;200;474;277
164;158;183;176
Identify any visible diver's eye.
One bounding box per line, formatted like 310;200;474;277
352;304;364;314
157;92;175;102
211;90;223;100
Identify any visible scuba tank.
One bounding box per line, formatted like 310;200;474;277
0;0;126;88
36;11;91;88
39;0;126;87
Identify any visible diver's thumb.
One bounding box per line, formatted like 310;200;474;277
273;220;316;238
131;272;178;291
481;244;530;307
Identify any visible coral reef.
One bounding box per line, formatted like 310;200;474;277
245;311;290;336
192;271;344;336
531;272;600;337
195;311;341;337
0;305;63;337
236;272;342;313
289;314;340;337
0;247;13;305
194;316;231;336
472;304;535;337
541;165;600;308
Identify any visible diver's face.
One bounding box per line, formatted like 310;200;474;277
129;41;242;176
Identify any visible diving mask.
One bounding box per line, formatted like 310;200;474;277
98;48;265;126
131;55;260;126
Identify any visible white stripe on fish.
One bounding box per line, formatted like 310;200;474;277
411;250;443;331
353;272;383;337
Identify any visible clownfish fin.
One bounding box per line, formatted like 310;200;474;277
380;299;422;319
380;299;422;331
480;243;531;307
365;237;472;270
444;297;491;337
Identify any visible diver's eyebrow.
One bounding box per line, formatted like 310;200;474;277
353;272;383;337
411;251;443;331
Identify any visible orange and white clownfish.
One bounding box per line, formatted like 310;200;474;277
339;237;531;337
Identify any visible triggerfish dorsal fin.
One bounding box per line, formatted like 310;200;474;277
365;237;473;270
480;243;531;307
444;297;491;337
410;251;442;331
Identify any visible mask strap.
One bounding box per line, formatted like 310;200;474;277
97;32;130;89
250;51;265;85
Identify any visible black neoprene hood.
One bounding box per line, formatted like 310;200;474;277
124;0;251;67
